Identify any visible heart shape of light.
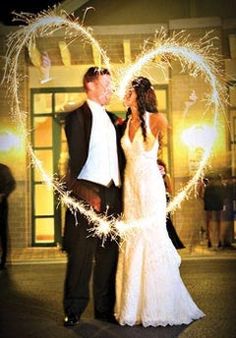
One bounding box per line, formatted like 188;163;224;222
4;10;226;239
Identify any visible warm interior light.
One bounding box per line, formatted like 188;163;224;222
0;131;22;152
181;125;217;149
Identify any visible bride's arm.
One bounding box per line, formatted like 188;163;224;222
150;112;169;139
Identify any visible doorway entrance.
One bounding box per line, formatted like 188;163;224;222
31;88;85;246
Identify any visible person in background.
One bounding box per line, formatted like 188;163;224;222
200;174;225;248
157;159;185;249
221;175;235;248
0;163;16;270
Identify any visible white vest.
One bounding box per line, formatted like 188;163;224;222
78;99;121;187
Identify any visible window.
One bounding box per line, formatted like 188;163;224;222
31;88;83;246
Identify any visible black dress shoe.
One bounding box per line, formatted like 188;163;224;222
95;313;118;324
64;314;80;327
107;315;118;324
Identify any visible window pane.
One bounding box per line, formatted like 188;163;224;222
161;126;168;147
34;184;54;215
58;127;69;178
229;86;236;106
34;117;52;147
35;218;54;243
34;93;52;114
55;92;86;112
34;150;53;181
160;147;169;166
155;89;167;111
61;205;66;237
229;34;236;58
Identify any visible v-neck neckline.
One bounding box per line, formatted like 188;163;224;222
127;117;141;144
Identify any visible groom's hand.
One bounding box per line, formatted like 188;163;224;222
77;185;101;212
89;194;101;212
76;182;101;212
66;177;101;212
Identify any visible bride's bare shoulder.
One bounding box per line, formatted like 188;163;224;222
149;112;168;136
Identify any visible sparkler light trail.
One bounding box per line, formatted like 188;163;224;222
117;30;226;216
3;9;227;240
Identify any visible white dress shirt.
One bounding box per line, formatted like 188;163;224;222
78;99;121;187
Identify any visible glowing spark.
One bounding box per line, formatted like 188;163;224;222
116;32;226;216
4;9;115;240
183;90;198;119
3;9;227;240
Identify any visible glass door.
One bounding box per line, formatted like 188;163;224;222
31;88;84;246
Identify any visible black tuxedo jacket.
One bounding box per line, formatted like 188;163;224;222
64;101;125;187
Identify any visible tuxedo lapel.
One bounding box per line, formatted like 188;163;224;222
65;101;92;178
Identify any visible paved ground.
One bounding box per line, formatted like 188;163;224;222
0;250;236;338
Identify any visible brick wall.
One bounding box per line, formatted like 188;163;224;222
0;16;235;260
0;33;31;256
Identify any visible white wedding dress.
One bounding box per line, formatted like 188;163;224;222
115;114;205;327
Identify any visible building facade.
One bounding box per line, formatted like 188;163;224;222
0;0;235;262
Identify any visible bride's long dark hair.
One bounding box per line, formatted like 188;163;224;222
126;76;158;141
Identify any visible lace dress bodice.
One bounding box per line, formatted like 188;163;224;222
121;115;166;220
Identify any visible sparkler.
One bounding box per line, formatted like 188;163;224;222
117;30;226;215
3;9;227;239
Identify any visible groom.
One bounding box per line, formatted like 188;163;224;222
63;67;124;327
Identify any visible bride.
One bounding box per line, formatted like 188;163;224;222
115;76;205;327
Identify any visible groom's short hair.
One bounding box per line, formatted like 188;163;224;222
83;66;110;91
